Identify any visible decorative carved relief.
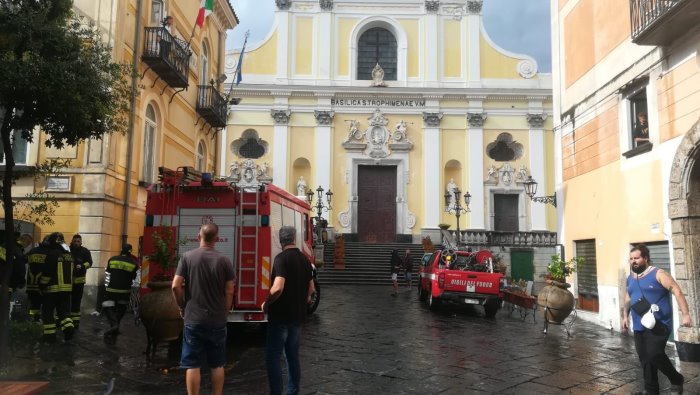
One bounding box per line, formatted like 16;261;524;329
467;112;487;127
343;120;364;143
485;162;529;187
319;0;333;10
338;208;351;228
467;0;483;13
370;63;387;87
406;210;416;229
527;113;547;128
341;109;414;156
314;110;335;126
422;112;443;127
425;0;439;12
275;0;291;10
367;109;390;158
517;59;537;79
271;109;291;125
486;132;524;162
228;159;272;185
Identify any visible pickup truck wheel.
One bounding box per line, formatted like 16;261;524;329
484;299;499;318
307;279;320;314
428;292;440;310
418;286;428;302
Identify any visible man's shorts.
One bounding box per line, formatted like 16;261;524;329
180;323;227;369
391;273;397;281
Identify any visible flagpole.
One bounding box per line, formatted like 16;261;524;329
225;30;250;102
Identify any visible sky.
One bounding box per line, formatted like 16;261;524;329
227;0;552;73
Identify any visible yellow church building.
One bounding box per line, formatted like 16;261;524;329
224;0;557;277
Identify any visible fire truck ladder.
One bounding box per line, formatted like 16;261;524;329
237;186;260;305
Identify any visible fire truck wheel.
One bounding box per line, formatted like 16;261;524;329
307;279;320;314
484;299;499;318
418;286;428;302
428;292;440;311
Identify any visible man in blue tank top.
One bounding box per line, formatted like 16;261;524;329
622;244;692;395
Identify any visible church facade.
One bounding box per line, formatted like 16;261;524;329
223;0;554;251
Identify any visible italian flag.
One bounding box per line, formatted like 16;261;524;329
196;0;214;28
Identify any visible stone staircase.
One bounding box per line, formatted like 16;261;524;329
316;242;429;285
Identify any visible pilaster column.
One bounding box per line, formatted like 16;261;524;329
275;2;290;83
466;0;482;86
318;2;332;82
423;110;443;228
271;109;291;187
425;4;439;86
314;109;334;221
467;109;487;229
527;111;547;230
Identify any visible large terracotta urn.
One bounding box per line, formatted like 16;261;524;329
537;280;575;323
139;281;183;347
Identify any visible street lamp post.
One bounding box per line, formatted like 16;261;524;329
444;188;471;247
306;185;333;246
523;176;556;207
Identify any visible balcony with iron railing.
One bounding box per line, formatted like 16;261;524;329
196;85;228;128
448;230;558;248
141;27;191;88
630;0;700;45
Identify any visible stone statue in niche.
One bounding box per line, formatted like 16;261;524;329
370;63;387;87
297;176;307;196
446;178;458;209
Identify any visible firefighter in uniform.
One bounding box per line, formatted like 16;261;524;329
26;238;54;321
0;231;27;310
38;233;74;343
69;234;93;329
102;244;138;345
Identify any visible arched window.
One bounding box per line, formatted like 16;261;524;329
357;28;397;81
196;140;206;171
200;42;209;84
142;104;157;184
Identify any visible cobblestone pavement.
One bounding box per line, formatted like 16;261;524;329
2;285;700;394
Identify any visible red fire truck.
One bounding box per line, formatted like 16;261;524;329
140;166;320;322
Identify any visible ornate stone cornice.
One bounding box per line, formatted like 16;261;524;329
275;0;291;10
425;1;439;13
422;112;443;127
467;0;483;14
526;113;547;128
467;112;487;127
314;110;335;126
271;109;291;125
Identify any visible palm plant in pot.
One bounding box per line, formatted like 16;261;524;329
538;254;585;324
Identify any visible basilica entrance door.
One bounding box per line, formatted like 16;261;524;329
358;165;396;243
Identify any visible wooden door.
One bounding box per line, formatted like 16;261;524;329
494;194;519;231
358;166;396;242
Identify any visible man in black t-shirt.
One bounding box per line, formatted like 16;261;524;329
172;223;235;395
262;226;315;395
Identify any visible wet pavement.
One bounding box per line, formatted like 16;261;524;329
2;285;700;394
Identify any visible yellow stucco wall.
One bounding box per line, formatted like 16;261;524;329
563;160;666;286
241;31;278;76
400;19;419;78
480;36;520;79
337;19;355;77
444;20;462;78
295;17;313;75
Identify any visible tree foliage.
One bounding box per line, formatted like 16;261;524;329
0;0;131;362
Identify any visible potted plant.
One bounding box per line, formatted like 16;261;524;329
139;227;187;356
438;223;451;230
538;254;584;324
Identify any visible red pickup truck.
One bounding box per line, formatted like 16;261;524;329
418;249;504;318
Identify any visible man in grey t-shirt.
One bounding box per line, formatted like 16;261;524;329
172;223;235;395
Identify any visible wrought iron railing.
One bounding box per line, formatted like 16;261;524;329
196;85;228;128
453;230;558;247
630;0;679;40
142;27;190;88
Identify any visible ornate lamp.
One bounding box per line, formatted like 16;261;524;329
524;176;557;207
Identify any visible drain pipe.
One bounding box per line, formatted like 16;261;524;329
122;0;143;249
